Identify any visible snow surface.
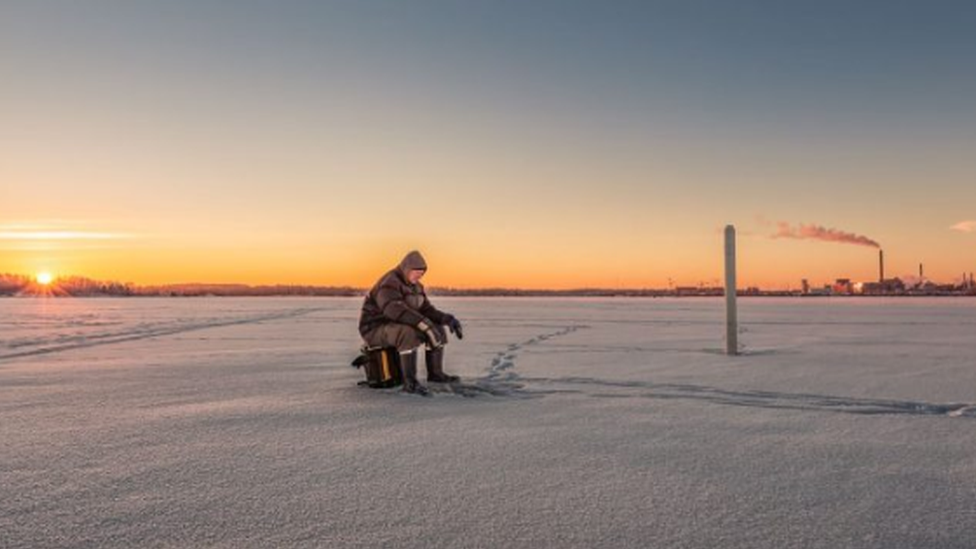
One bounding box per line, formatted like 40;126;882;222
2;297;975;548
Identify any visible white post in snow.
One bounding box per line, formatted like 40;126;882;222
724;225;738;355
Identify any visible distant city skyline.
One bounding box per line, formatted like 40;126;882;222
3;1;975;289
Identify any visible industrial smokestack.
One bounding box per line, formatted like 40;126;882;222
879;249;885;283
919;263;924;278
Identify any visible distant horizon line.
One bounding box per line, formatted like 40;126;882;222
0;271;868;293
3;271;974;298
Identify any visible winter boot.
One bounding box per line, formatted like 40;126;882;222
400;350;430;396
426;347;460;383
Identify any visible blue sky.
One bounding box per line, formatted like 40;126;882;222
2;1;975;287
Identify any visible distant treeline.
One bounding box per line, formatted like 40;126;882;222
138;283;363;297
428;287;681;297
0;272;708;298
0;274;135;297
3;273;973;298
0;274;361;297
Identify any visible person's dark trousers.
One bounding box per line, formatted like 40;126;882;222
426;347;459;383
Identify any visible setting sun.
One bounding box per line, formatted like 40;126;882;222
36;272;53;285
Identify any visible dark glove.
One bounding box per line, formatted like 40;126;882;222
445;315;464;340
417;319;445;348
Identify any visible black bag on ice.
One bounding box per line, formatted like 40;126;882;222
351;346;403;388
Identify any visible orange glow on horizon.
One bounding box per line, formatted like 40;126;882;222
1;221;971;290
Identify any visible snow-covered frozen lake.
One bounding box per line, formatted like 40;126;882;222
2;297;975;548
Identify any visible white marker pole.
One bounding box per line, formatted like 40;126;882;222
724;225;738;355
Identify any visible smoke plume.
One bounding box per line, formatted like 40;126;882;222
773;222;880;248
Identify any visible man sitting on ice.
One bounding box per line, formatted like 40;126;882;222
358;251;464;395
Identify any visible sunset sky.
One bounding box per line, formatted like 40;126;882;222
3;1;975;289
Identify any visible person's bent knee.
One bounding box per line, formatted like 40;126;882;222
390;324;425;351
365;322;446;352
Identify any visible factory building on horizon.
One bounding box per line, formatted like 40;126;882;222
798;249;974;296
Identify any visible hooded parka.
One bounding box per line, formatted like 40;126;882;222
358;251;451;338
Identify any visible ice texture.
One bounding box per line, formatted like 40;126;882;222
2;297;975;548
